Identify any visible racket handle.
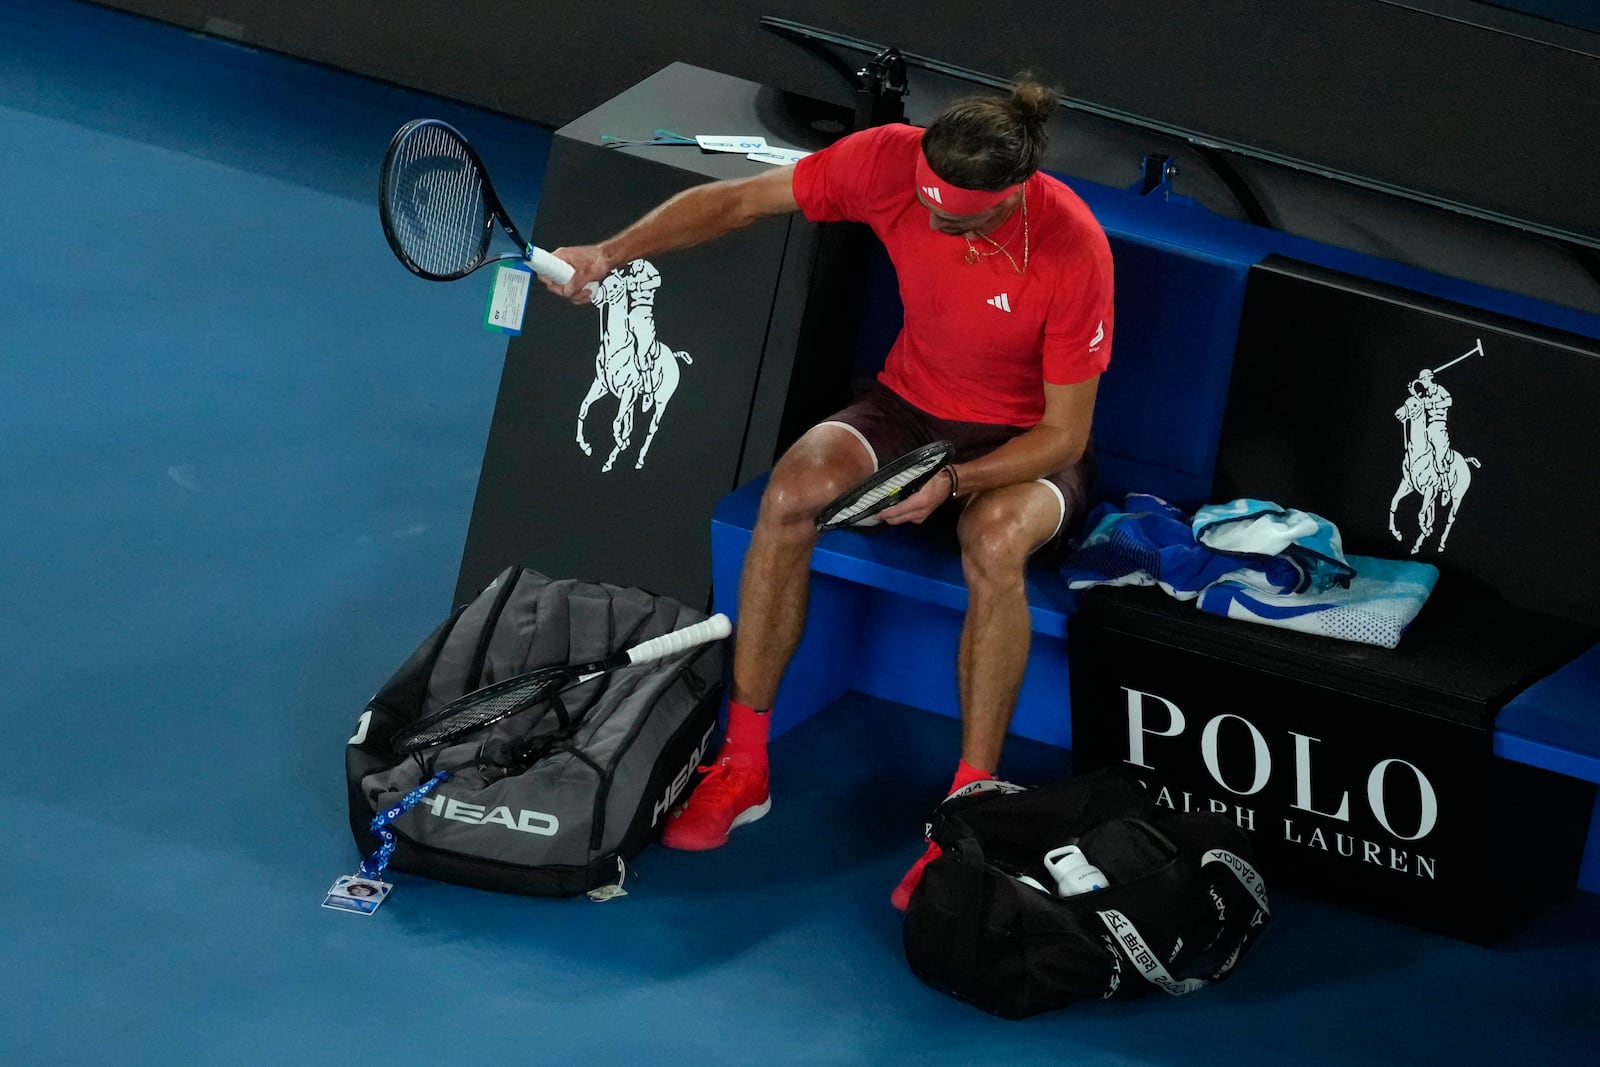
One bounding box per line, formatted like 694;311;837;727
625;613;733;666
525;246;576;285
525;245;599;298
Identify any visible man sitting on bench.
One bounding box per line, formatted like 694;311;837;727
545;77;1114;908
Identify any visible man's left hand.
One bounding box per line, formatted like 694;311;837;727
877;471;955;526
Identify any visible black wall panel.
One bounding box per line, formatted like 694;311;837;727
1212;257;1600;627
452;65;859;609
88;0;1600;251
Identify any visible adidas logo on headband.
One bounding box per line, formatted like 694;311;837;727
915;151;1019;215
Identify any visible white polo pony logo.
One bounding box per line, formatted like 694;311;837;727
1387;339;1483;554
576;259;692;472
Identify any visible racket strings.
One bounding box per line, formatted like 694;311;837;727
401;675;561;750
830;458;945;521
387;123;493;277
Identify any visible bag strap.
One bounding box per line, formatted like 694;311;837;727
1097;847;1271;997
1199;848;1272;982
1095;908;1210;997
464;565;524;692
1200;848;1270;914
941;835;989;963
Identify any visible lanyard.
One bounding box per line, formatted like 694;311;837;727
358;771;448;879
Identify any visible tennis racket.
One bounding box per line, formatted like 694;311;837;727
814;440;956;533
390;613;733;754
379;118;580;285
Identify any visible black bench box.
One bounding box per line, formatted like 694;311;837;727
1067;583;1595;943
455;64;858;610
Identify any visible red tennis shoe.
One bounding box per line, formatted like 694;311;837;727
659;755;771;851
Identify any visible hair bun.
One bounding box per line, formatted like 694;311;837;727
923;76;1057;188
1010;77;1059;130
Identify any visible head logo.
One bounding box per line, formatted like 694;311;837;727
576;258;694;473
651;720;717;827
1387;339;1484;554
420;794;559;836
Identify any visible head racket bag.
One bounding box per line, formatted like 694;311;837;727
344;566;724;898
902;766;1271;1018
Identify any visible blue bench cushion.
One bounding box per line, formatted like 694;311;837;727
1089;234;1251;505
1496;643;1600;778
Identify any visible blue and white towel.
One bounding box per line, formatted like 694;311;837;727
1060;494;1439;648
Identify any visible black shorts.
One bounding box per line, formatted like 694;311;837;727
818;381;1097;547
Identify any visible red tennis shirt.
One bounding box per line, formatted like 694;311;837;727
793;123;1113;426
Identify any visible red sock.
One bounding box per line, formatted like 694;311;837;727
892;760;997;911
721;700;770;767
951;758;994;795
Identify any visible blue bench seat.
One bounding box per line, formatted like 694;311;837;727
1495;645;1600;892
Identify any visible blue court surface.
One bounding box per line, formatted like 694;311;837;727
3;2;1598;1063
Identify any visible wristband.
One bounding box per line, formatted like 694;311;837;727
940;465;960;499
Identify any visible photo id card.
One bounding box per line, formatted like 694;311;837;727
322;873;393;915
484;261;532;335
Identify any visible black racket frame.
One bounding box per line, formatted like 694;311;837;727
814;439;956;533
390;664;574;756
379;118;529;282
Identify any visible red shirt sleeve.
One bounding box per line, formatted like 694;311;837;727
1041;227;1115;385
792;125;920;224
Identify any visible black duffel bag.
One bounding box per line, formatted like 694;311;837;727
903;766;1270;1018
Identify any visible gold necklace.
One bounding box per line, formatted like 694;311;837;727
962;205;1021;263
962;187;1029;275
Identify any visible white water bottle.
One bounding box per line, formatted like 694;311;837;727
1044;845;1108;896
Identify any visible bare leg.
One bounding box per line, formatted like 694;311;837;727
955;482;1064;771
888;482;1062;910
661;424;875;853
731;425;874;709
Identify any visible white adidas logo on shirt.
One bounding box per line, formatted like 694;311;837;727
986;293;1012;313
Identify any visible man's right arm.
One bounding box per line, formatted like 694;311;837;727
545;165;801;302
